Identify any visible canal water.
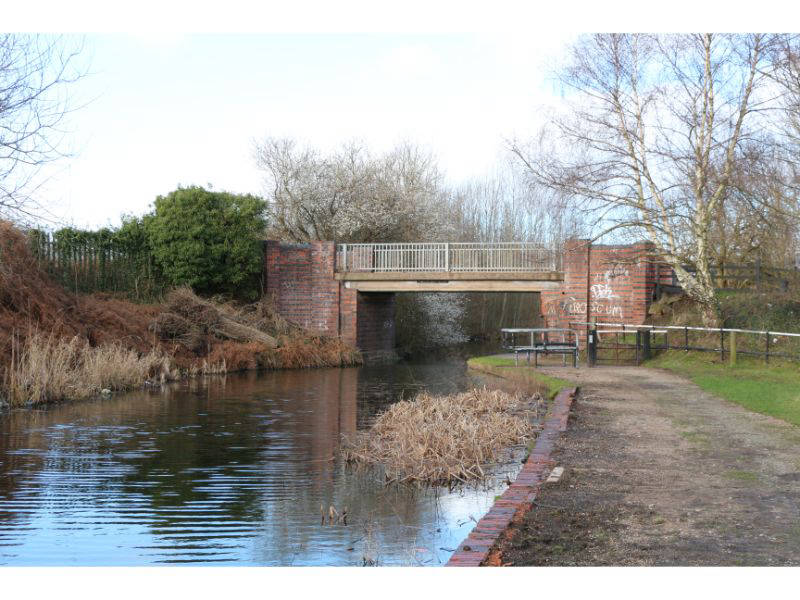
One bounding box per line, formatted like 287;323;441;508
0;360;527;566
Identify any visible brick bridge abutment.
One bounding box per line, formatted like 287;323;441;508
264;241;396;360
541;239;674;336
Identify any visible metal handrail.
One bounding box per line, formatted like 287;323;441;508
500;328;579;367
336;242;560;273
501;328;579;347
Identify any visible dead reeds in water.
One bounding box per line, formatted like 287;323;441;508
342;387;540;486
4;331;175;407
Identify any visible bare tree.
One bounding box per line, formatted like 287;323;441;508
774;35;800;146
771;35;800;269
708;144;799;273
511;34;791;325
255;136;469;352
253;137;445;243
0;34;86;222
443;162;587;339
446;161;586;248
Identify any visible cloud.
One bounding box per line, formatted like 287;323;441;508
128;32;188;48
377;43;442;80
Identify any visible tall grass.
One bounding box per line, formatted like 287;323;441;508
3;332;175;407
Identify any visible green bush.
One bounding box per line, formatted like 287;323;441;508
145;186;267;299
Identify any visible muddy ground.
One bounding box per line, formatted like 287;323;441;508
500;366;800;566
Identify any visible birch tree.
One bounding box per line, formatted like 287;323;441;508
511;34;785;325
708;146;799;271
774;34;800;146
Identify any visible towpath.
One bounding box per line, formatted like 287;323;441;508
502;365;800;565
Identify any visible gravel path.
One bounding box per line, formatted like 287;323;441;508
502;365;800;566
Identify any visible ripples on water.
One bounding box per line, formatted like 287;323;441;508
0;361;526;566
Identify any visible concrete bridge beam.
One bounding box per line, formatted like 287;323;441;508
337;270;562;293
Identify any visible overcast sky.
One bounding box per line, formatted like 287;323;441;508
11;0;795;230
32;32;576;229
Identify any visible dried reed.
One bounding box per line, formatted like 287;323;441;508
3;331;176;407
342;387;539;486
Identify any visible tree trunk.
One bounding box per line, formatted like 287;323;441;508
498;293;508;329
673;265;719;327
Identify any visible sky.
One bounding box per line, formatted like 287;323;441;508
11;0;797;231
31;31;576;229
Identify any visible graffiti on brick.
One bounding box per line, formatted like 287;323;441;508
545;264;630;321
590;282;617;300
550;297;624;320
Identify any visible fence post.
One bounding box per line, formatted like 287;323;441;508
572;330;578;368
765;331;770;364
685;326;689;352
445;242;450;272
342;243;347;272
755;258;762;291
635;330;641;365
72;244;78;294
642;329;651;361
729;331;737;366
720;327;725;363
588;327;597;367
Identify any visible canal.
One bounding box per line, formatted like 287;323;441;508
0;359;527;566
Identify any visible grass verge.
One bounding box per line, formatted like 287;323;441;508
646;351;800;427
466;355;573;399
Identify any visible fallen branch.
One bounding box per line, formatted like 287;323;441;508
211;315;277;348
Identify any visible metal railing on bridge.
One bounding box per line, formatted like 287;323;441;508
336;242;559;273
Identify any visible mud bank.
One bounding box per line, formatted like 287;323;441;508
0;222;360;407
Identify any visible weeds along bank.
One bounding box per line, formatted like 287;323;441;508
465;356;573;400
0;222;361;408
342;387;543;486
338;359;562;487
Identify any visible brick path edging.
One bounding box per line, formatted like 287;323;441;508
445;386;579;567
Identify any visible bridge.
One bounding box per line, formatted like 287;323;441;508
264;239;668;358
335;243;563;292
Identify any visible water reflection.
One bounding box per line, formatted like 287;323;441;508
0;360;521;566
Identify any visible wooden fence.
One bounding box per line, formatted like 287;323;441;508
30;232;168;301
657;260;800;295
